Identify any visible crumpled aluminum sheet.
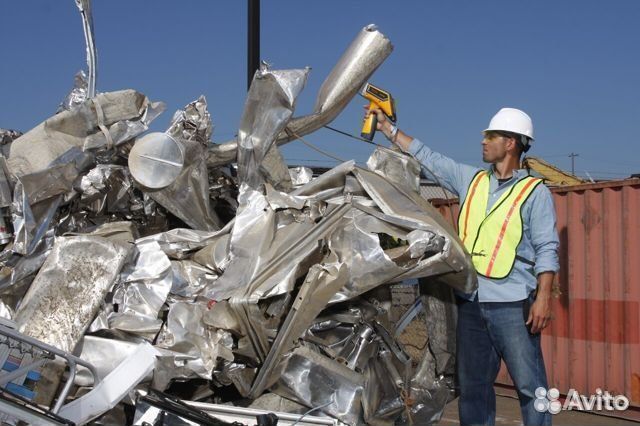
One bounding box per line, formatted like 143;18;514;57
109;240;172;338
273;345;365;426
0;299;13;320
196;151;469;424
264;184;310;210
407;229;443;259
136;226;232;260
75;335;150;386
11;187;62;256
205;153;473;305
166;95;213;145
170;260;218;299
0;128;22;146
251;263;348;398
352;167;476;293
210;200;348;303
0;230;54;310
260;145;295;193
147;140;222;231
200;186;275;301
15;235;131;352
85;108;166;157
208;24;393;168
361;355;404;425
406;377;453;425
80;220;136;240
366;146;421;194
59;342;160;425
207;157;466;306
237;64;308;190
291;160;355;198
0;23;474;424
191;233;230;274
145;97;222;231
84;100;165;152
153;301;234;390
0;158;12;208
77;165;137;215
6;90;164;178
244;210;333;302
17;152;87;206
325;209;431;304
10;146;95;255
59;70;89;112
289;166;313;186
201;300;240;333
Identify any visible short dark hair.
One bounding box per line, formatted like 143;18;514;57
495;131;529;156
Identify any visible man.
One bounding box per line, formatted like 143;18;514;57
369;107;559;425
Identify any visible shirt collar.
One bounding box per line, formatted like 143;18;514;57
488;166;530;180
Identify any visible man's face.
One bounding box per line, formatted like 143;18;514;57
482;131;509;163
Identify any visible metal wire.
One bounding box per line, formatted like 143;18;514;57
322;125;381;145
290;395;335;426
286;128;346;163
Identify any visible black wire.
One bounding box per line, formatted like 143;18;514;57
323;125;383;146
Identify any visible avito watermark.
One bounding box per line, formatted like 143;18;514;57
534;387;630;414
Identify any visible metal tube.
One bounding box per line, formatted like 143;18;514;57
209;24;393;168
0;324;99;411
247;0;260;91
52;362;76;413
75;0;97;98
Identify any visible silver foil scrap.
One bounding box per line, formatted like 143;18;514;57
0;23;479;426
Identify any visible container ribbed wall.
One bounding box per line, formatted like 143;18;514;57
431;179;640;419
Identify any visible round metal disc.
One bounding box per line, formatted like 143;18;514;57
128;132;184;189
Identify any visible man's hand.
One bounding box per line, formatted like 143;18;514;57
526;271;555;334
363;106;414;151
363;106;393;136
526;292;552;334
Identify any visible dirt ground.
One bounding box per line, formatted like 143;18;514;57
439;393;640;425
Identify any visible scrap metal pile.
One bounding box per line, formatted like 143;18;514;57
0;21;476;426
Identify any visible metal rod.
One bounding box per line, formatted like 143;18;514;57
247;0;260;91
52;362;76;414
75;0;97;98
0;324;99;413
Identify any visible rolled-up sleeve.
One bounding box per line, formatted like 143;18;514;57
407;138;480;196
528;185;560;275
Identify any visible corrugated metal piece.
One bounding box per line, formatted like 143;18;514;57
419;180;457;201
429;178;640;420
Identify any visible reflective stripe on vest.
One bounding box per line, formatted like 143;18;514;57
457;171;542;279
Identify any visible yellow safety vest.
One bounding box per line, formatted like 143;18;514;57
458;171;542;279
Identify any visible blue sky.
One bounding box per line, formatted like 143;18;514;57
1;1;639;180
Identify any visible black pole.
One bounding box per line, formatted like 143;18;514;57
247;0;260;91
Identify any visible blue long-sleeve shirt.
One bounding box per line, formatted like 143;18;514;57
408;138;560;302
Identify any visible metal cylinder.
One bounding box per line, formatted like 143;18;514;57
208;24;393;168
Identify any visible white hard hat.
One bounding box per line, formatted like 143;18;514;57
484;108;534;141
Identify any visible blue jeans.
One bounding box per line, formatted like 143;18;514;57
456;293;551;426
